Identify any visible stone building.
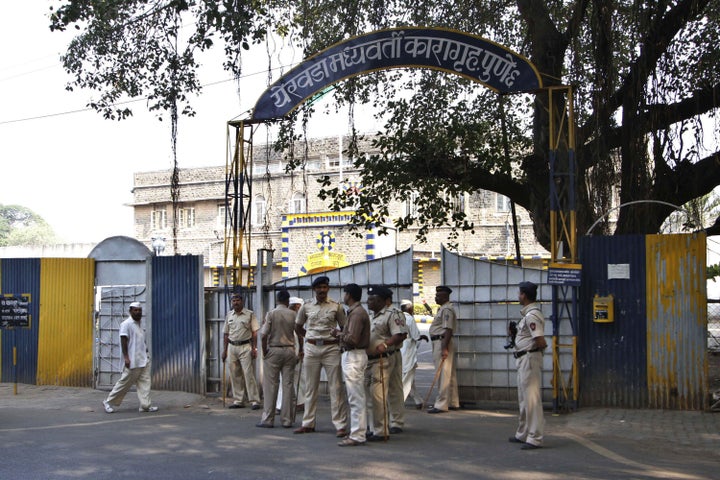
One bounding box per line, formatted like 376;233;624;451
131;134;549;297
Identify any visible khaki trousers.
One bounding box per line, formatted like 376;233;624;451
515;351;544;446
388;352;405;428
300;343;348;430
431;339;459;411
261;346;296;426
105;360;152;410
365;353;396;437
228;343;260;406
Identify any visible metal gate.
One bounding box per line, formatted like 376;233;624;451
441;246;573;406
94;285;147;390
204;248;414;393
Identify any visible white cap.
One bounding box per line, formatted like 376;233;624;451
129;302;142;309
289;297;304;306
400;299;413;306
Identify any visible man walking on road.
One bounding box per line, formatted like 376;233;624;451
427;285;459;414
222;292;261;410
103;302;158;413
510;281;547;450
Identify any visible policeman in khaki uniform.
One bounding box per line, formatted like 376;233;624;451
427;285;460;414
384;293;408;433
222;292;261;410
364;285;406;441
509;281;547;450
257;289;297;428
293;276;349;436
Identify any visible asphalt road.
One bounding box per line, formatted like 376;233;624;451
1;323;718;480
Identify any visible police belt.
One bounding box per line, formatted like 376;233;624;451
228;339;251;346
367;349;398;361
341;346;368;353
305;338;338;346
430;334;445;341
513;348;542;359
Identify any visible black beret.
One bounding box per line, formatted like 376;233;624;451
518;281;538;295
436;285;453;294
311;276;330;287
367;285;392;299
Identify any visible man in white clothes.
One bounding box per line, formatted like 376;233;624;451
399;300;429;409
103;302;158;413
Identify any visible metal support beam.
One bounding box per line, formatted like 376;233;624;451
547;85;580;413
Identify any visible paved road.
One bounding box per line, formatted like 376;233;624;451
1;323;718;479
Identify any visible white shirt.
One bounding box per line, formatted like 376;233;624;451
401;312;421;374
119;316;148;369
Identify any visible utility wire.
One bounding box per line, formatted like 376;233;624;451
0;63;295;126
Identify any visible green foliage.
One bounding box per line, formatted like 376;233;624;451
50;1;720;248
0;205;57;247
709;264;720;280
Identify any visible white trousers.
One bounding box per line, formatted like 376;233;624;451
105;360;152;410
402;363;423;405
342;349;368;442
515;351;544;446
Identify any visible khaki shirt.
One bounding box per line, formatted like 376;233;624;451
339;303;370;350
261;305;296;347
429;302;457;336
224;308;259;342
515;303;545;352
295;298;347;340
367;306;405;354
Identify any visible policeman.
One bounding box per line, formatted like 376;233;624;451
509;281;547;449
427;285;460;413
383;291;408;433
365;285;405;441
257;289;297;428
222;292;261;410
293;276;349;437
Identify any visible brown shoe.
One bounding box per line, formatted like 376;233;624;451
293;426;315;434
335;428;348;438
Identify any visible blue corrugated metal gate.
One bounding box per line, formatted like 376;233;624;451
150;255;205;394
579;235;648;408
1;258;41;384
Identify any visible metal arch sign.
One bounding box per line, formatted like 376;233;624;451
251;27;543;121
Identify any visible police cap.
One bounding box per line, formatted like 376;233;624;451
436;285;453;294
311;276;330;287
367;285;392;299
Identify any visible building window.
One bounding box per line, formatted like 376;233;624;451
217;206;226;228
496;193;512;213
252;196;266;227
405;191;419;217
290;192;306;214
179;207;195;228
451;193;466;214
151;208;167;230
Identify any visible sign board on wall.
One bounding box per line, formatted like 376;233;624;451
0;294;31;328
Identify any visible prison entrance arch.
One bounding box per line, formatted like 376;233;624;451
225;27;579;411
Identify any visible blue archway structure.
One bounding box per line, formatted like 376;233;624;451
251;27;543;121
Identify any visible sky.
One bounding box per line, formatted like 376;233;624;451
0;2;364;243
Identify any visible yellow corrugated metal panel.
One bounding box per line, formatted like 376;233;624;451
646;233;707;410
37;258;95;387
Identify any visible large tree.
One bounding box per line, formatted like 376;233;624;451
0;205;57;246
49;1;720;250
